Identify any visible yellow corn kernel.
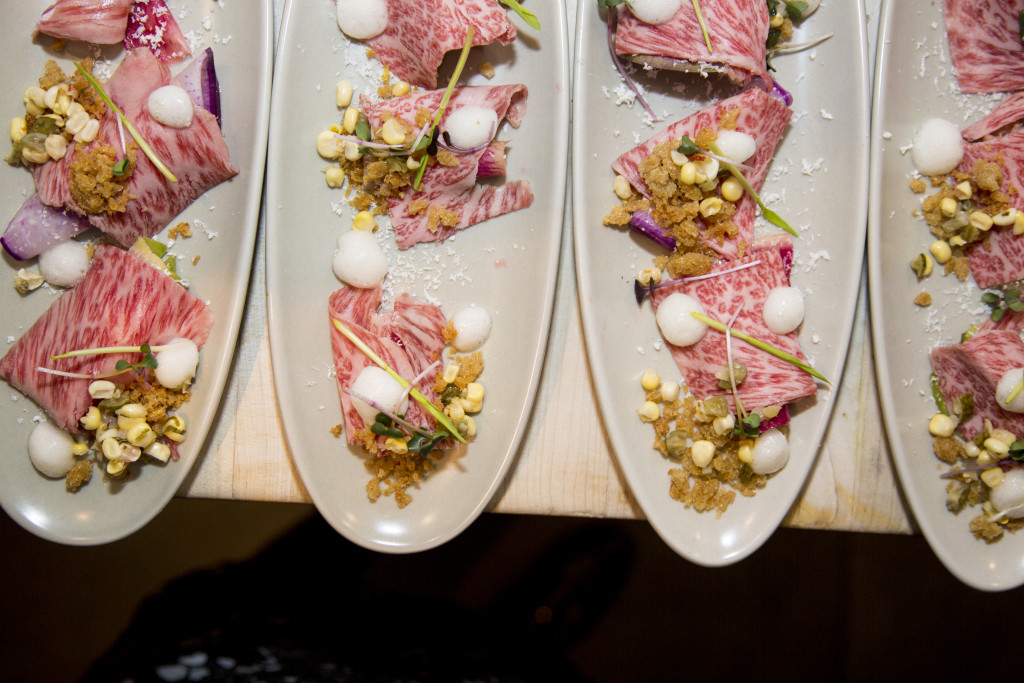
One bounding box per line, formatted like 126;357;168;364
712;414;735;436
977;450;994;466
691;440;716;467
964;441;981;458
613;174;632;200
949;235;967;247
45;134;67;161
983;437;1010;456
928;413;956;438
769;14;785;28
637;401;660;422
146;442;171;462
637;267;662;287
762;406;781;419
939;196;958;217
406;156;420;170
69;442;88;457
1015;212;1024;236
384;436;408;454
316;130;341;159
660;381;680;402
53;91;72;116
342;106;360;134
465;382;484;404
74;118;99;144
699;178;719;194
460;415;477;438
969;211;993;232
106;458;126;476
953;181;972;200
163;415;186;442
336;80;354;108
80;406;102;431
126;422;156;448
117;414;145;431
24;86;46;111
929;240;952;264
699;197;724;218
88;380;116;399
640;369;661;391
669;149;688;165
442;363;460;384
990;428;1017;446
445;397;466;423
325;167;345;188
10;117;26;143
380;117;407;145
21;146;48;165
694;158;720;184
117;403;147;419
738;439;754;464
64;110;89;136
392;80;411;97
343;140;363;162
352;210;376;231
993;208;1018;227
981;467;1005;489
65;101;85;119
101;437;122;461
721;177;743;202
679;161;698;186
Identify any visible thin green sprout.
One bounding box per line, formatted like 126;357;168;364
691;0;713;54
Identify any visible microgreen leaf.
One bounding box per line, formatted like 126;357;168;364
414;26;475;191
501;0;541;30
74;62;177;183
785;0;809;20
691;311;830;384
930;373;948;416
1019;10;1024;42
112;157;130;177
1011;440;1024;462
733;413;761;438
597;0;628;6
677;135;701;156
332;318;465;442
355;119;371;141
709;141;797;237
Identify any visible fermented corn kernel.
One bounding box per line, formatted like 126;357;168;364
64;110;89;136
380;117;407;145
72;442;89;457
342;106;359;134
640;369;660;391
929;240;952;264
316;130;341;159
721;177;743;202
10;117;26;143
712;414;735;436
442;363;460;384
145;442;171;462
392;80;411;97
953;181;972;200
352;210;376;231
691;440;716;467
993;208;1018;227
325;167;345;188
983;437;1010;456
990;428;1017;446
679;162;697;186
638;401;660;422
969;211;993;231
74;118;99;144
699;197;724;217
465;382;484;403
21;147;48;164
384;436;408;454
928;413;956;437
939;196;958;217
981;467;1005;488
88;380;116;399
738;440;754;464
460;416;477;438
660;381;680;402
343;140;362;162
613;174;632;199
45;134;67;160
1015;212;1024;236
80;406;102;431
336;80;354;108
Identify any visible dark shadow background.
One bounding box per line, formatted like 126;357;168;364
2;499;1022;681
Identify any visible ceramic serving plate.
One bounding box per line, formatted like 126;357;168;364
0;0;273;544
869;0;1024;591
266;0;568;552
574;2;870;565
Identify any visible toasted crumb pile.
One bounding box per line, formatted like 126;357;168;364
68;143;136;214
125;380;190;435
935;434;1024;542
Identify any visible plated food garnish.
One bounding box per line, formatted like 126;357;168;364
0;1;271;543
268;0;566;549
576;0;867;564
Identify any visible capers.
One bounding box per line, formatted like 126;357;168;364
665;430;689;460
440;383;462;405
715;361;747;389
702;395;729;417
97;394;131;412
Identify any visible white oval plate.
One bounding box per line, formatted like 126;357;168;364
869;0;1024;591
0;1;272;544
574;3;869;565
266;0;568;552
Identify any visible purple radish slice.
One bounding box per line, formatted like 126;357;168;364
628;209;676;251
1;194;89;261
477;141;507;178
172;47;221;127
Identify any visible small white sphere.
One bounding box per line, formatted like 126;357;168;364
451;305;491;352
655;293;707;347
350;366;409;426
990;468;1024;519
911;118;964;176
442;106;498;150
333;230;388;288
155;338;200;389
715;130;757;165
148;85;194;128
38;240;89;288
751;428;789;475
336;0;388;40
628;0;682;25
995;369;1024;413
763;286;805;335
28;421;76;478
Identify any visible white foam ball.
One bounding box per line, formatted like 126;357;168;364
148;85;194;128
333;230;388;288
336;0;388;40
451;305;491;352
995;369;1024;413
350;366;409;427
751;428;789;475
990;468;1024;519
38;240;89;288
28;421;76;478
155;338;200;389
763;286;804;335
656;293;707;347
715;129;757;165
911;118;964;176
628;0;682;25
443;106;498;150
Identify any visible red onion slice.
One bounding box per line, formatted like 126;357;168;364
1;194;90;261
477;141;507;178
172;48;221;127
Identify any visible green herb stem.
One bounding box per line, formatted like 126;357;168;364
708;141;796;237
74;62;177;183
414;26;475;191
51;343;168;360
501;0;541;30
691;0;713;54
691;311;830;384
332;318;465;442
